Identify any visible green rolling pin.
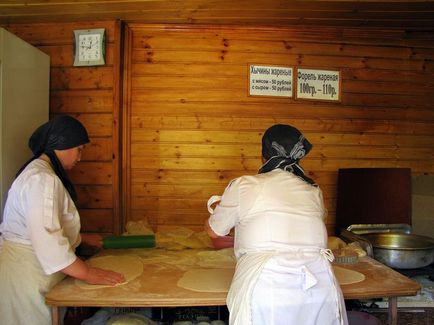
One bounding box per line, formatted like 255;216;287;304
102;235;156;249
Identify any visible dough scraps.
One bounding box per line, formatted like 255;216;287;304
332;265;366;285
75;255;144;289
177;268;235;292
327;236;347;250
155;226;213;250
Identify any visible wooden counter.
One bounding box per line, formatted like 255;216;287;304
46;249;230;308
337;255;420;300
46;248;420;325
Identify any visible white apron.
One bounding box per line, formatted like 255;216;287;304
227;248;347;325
0;240;65;325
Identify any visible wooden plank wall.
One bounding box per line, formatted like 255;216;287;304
2;21;433;236
3;21;121;234
124;24;434;235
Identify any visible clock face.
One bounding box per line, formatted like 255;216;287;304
73;28;105;66
78;33;101;62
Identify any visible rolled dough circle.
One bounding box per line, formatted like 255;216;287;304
75;255;144;289
177;268;234;292
332;265;365;285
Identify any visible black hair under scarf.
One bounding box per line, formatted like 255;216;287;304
259;124;316;185
17;115;90;201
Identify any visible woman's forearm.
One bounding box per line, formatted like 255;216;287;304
61;257;125;285
61;257;89;281
204;219;219;238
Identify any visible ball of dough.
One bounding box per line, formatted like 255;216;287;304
327;236;347;250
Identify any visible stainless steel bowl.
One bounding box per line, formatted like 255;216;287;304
363;233;434;269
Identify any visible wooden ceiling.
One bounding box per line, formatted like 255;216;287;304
1;0;434;30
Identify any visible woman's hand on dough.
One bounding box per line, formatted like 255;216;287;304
62;258;124;286
85;267;125;285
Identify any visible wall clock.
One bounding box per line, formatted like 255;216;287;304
73;28;105;66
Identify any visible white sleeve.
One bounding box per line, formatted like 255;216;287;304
25;173;77;275
208;178;240;236
317;187;328;221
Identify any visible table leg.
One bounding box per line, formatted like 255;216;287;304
51;306;59;325
388;297;397;325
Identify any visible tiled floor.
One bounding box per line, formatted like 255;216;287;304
365;308;434;325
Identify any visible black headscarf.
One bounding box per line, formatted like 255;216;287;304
17;115;90;201
258;124;315;185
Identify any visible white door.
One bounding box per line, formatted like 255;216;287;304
0;28;49;220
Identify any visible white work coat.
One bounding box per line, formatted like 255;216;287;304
208;169;348;325
0;158;80;274
0;158;80;325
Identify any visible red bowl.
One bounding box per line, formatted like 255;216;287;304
211;235;234;249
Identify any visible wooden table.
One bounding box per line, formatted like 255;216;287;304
46;248;420;325
335;256;421;325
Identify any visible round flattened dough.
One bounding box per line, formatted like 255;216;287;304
75;255;144;289
332;265;365;285
177;268;234;292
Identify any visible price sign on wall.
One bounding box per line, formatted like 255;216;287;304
296;68;340;101
249;65;293;97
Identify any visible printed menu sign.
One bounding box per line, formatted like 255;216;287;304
249;65;293;97
296;68;340;101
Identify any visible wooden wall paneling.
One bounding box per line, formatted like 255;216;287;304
79;209;114;233
130;114;434;135
128;26;434;50
39;44;115;67
130;156;433;174
51;90;114;113
131;142;434;163
131;50;429;72
132;75;433;97
50;67;114;90
2;1;434;30
69;162;113;185
111;20;123;235
76;185;114;209
3;22;117;45
5;21;121;234
131;101;434;121
81;138;113;161
122;23;134;233
123;24;434;234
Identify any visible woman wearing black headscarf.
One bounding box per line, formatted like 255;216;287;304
0;116;124;325
205;124;348;325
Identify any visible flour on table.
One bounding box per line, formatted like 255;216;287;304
196;248;236;268
177;268;235;292
75;255;144;289
332;265;366;285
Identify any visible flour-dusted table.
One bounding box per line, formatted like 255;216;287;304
45;249;420;325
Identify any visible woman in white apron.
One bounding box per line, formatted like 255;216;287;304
205;124;348;325
0;116;124;325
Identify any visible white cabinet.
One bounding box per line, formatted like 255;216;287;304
0;28;49;220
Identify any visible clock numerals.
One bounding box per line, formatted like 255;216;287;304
78;34;101;62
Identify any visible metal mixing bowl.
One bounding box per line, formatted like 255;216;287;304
362;233;434;269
